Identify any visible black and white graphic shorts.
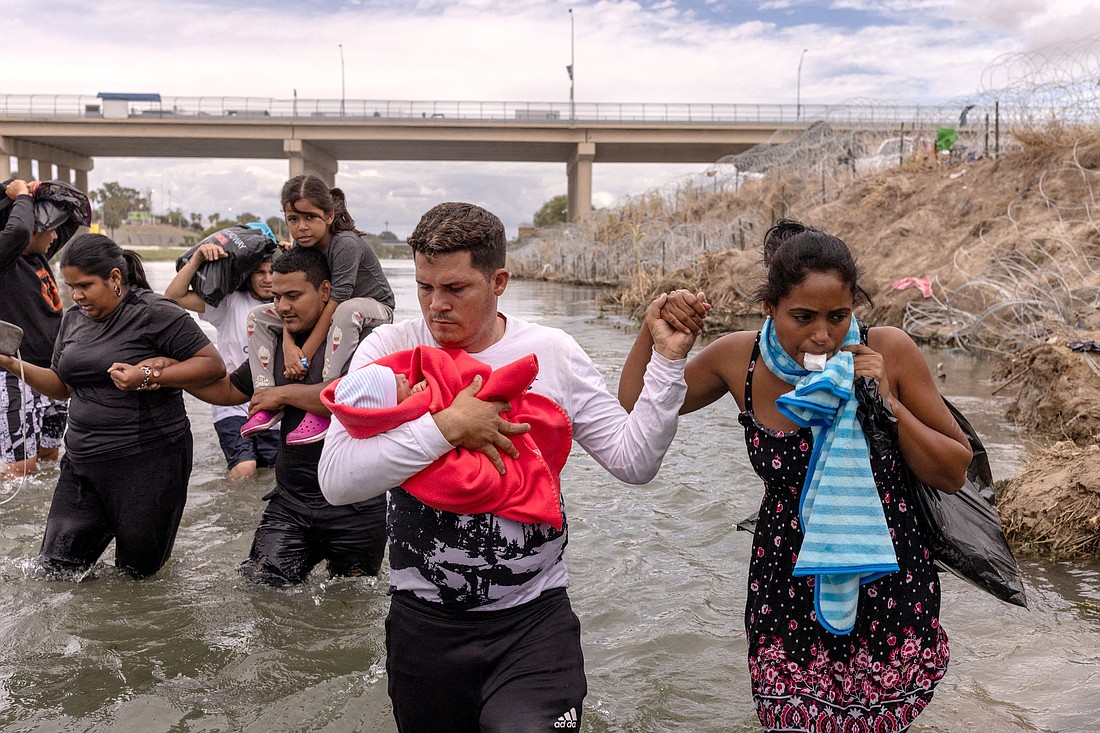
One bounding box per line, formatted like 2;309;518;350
1;372;67;463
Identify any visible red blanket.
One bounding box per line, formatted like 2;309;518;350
320;345;572;528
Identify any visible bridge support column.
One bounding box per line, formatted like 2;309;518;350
284;139;338;187
567;142;595;222
0;154;10;180
0;137;93;191
15;156;33;181
55;165;73;185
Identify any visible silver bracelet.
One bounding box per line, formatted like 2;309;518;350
136;364;152;391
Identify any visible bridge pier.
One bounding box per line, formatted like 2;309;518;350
284;139;337;187
0;136;93;191
567;142;595;222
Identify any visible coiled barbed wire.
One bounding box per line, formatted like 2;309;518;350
513;36;1100;354
979;36;1100;125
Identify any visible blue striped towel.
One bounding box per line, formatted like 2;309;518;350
757;317;898;634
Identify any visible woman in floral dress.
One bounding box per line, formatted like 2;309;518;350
619;220;972;731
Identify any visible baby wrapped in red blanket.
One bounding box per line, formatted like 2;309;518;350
320;345;572;528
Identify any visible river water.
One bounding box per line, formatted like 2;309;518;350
1;260;1097;733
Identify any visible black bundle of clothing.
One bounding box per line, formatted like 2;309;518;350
0;179;93;257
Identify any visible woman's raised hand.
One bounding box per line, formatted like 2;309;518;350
647;289;710;360
660;290;710;335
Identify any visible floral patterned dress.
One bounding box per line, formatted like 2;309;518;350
738;334;950;732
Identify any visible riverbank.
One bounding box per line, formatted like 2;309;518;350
517;122;1100;559
991;344;1100;558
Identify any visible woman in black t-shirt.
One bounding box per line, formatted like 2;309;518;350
0;234;226;578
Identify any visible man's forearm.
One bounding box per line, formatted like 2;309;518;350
319;414;451;505
576;352;687;485
265;382;330;415
188;377;247;406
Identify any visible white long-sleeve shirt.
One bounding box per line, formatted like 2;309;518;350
319;313;685;610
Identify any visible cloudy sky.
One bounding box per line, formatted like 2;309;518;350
6;0;1099;236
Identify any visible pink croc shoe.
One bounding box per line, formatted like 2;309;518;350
241;409;283;438
286;412;330;446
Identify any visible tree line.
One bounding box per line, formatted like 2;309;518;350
89;182;570;245
90;181;402;245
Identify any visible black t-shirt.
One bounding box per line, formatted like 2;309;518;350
229;335;347;509
0;195;63;367
53;288;211;460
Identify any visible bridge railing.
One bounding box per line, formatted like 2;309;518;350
0;93;1037;127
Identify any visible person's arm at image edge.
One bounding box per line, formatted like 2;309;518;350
0;355;71;401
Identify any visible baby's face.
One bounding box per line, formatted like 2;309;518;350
395;374;412;403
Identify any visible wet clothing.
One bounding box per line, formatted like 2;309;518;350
241;489;386;584
38;290;210;577
386;588;586;733
1;193;68;463
40;434;193;578
53;288;209;461
1;373;66;463
229;332;386;584
322;315;686;611
213;414;280;470
739;333;949;732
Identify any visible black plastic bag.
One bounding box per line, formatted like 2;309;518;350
175;223;277;306
738;377;1027;608
0;179;92;259
904;397;1027;608
854;375;1026;607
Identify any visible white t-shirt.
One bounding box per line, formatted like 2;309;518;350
319;313;687;610
200;290;268;423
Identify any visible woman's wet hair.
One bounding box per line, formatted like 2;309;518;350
60;233;151;290
281;174;358;234
749;219;873;308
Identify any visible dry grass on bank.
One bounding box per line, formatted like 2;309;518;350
998;441;1100;559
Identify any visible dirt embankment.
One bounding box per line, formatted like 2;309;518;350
996;440;1100;558
990;345;1100;558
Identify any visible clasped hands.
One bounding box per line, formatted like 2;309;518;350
107;356;176;392
647;289;711;360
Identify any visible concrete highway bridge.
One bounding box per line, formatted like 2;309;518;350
0;94;977;219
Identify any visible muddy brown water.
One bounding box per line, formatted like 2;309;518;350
1;260;1096;732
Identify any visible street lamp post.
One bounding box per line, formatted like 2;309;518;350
568;8;575;121
796;48;808;121
339;44;346;117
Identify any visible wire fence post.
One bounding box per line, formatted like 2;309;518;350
995;100;1001;159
